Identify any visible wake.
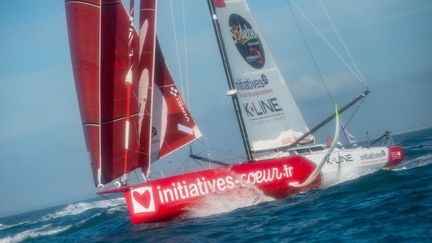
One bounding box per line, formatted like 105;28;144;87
392;154;432;171
185;185;273;219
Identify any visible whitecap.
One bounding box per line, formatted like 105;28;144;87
0;221;31;231
40;198;125;222
0;224;70;243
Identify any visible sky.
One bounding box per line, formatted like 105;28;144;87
0;0;431;217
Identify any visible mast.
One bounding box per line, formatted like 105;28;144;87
206;0;253;161
122;0;135;185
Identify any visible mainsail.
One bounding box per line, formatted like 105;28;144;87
66;0;200;185
66;0;142;185
213;0;313;155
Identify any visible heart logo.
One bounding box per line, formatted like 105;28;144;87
130;186;155;213
133;190;151;209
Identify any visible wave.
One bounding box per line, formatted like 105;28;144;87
0;198;127;243
0;221;31;232
0;225;71;243
40;197;125;222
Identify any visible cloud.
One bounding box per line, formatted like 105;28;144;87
290;71;359;100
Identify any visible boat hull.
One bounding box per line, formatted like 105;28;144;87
124;156;319;224
305;145;404;187
123;146;403;224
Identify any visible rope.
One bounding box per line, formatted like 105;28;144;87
289;1;364;84
317;0;369;88
196;137;245;160
169;0;186;94
199;136;215;167
181;0;191;106
287;0;336;106
344;97;365;128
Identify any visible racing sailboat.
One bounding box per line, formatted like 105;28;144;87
65;0;403;224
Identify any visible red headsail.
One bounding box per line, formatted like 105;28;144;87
151;42;202;162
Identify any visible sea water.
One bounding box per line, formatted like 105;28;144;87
1;128;431;242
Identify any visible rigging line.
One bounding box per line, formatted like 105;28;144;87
290;1;364;84
169;0;185;95
196;137;244;159
192;159;206;170
180;150;192;173
287;0;335;106
317;0;368;88
344;97;365;128
196;135;217;167
133;170;138;184
181;0;191;106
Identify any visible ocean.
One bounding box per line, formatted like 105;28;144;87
1;128;431;242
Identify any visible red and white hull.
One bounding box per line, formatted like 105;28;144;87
121;146;403;224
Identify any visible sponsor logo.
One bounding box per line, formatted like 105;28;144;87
242;97;283;118
229;14;265;69
169;87;191;123
155;165;293;204
360;150;386;161
234;74;269;91
390;151;401;160
131;186;156;214
170;86;179;97
326;153;354;165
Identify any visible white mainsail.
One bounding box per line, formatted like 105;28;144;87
214;0;313;155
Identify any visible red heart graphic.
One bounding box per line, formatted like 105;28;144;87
133;190;152;209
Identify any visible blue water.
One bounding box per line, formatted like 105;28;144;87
1;128;431;242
